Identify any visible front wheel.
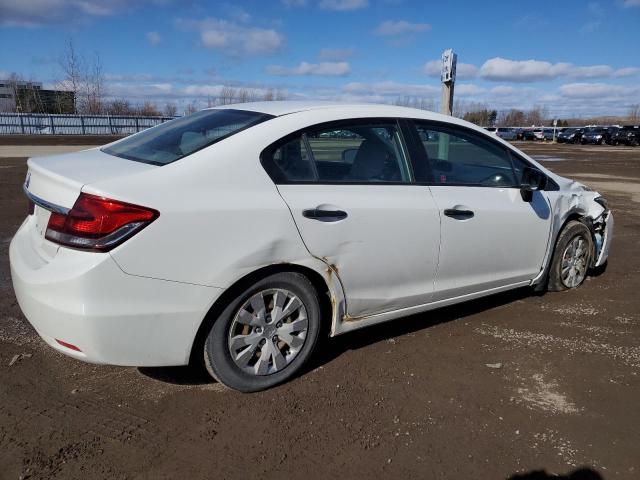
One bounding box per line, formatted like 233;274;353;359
548;221;594;292
204;272;321;392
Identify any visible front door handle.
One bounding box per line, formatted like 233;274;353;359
303;208;348;222
443;208;474;220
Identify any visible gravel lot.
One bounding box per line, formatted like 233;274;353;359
1;140;638;479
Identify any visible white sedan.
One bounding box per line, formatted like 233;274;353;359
10;102;613;392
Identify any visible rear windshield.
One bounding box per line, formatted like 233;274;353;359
102;109;273;165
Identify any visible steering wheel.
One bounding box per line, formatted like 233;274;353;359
480;173;508;186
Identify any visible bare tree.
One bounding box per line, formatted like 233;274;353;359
629;104;640;123
84;51;105;114
218;86;236;105
58;38;83;113
106;98;134;115
57;39;106;114
525;105;549;126
263;88;274;101
185;101;198;115
164;102;178;117
137;101;161;116
497;109;526;127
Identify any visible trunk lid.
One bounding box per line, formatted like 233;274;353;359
26;147;157;209
24;148;157;252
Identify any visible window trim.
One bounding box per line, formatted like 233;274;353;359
260;117;414;185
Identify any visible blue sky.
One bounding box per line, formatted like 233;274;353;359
1;0;639;117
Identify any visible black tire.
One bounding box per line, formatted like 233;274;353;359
547;221;594;292
204;272;321;392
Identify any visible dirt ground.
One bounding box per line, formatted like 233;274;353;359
1;140;639;480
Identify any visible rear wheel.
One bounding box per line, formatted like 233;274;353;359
548;221;594;291
204;272;321;392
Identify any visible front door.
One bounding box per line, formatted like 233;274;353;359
410;121;552;300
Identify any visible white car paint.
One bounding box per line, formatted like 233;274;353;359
10;101;613;367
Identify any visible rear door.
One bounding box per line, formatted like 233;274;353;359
262;119;441;318
409;120;552;301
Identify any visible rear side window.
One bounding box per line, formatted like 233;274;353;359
413;122;517;187
307;123;410;183
271;136;316;182
102;109;272;165
262;120;411;184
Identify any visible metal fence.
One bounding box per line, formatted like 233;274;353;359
0;113;176;135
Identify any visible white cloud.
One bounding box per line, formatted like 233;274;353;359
559;82;640;99
266;61;350;76
479;58;570;82
319;0;368;11
180;18;285;57
0;0;166;26
613;67;640;77
623;0;640;6
455;84;485;96
374;20;431;36
423;59;478;79
318;48;355;61
281;0;307;5
342;81;439;97
477;57;639;82
146;31;161;46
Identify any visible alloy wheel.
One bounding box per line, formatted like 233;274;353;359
561;235;589;288
227;288;309;376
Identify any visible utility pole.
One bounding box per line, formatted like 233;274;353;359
439;49;457;160
440;49;457;116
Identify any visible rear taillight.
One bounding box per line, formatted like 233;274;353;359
45;193;159;251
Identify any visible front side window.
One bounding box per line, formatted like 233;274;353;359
103;109;272;165
413;122;517;187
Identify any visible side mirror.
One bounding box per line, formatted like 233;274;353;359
520;167;547;202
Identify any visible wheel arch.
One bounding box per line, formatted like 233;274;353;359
533;210;594;291
188;263;335;367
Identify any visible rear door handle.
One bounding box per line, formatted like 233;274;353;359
443;208;474;220
303;208;348;222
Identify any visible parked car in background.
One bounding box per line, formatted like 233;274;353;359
611;125;639;146
10;102;613;392
604;127;620;145
582;127;614;145
557;127;584;144
522;129;541;141
514;128;525;140
496;127;517;140
542;128;556;141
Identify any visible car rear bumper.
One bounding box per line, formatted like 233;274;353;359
9;216;221;367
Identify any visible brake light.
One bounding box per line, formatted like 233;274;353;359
45;193;159;251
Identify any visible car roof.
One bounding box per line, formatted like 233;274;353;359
209;100;455;123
